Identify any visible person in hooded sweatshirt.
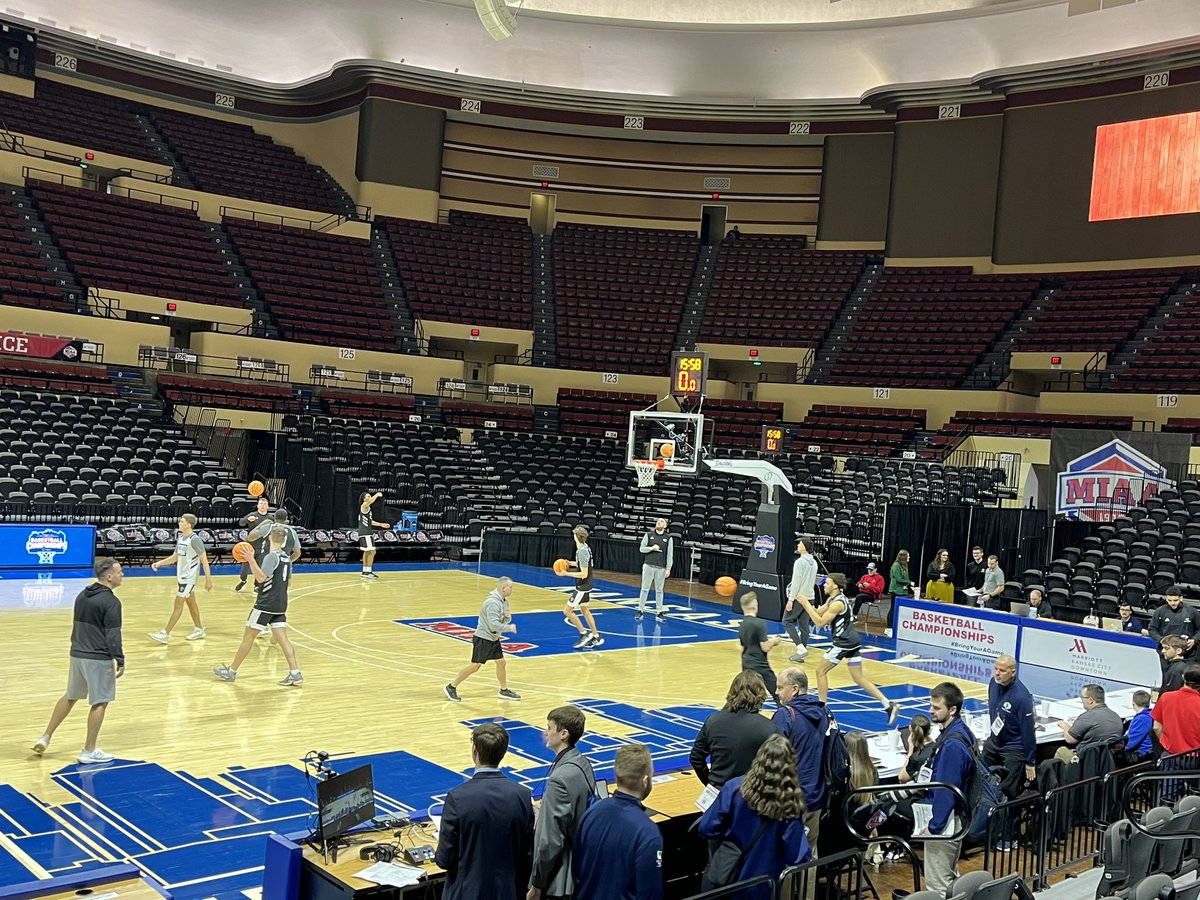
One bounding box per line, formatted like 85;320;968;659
771;666;828;855
32;557;126;764
444;576;521;702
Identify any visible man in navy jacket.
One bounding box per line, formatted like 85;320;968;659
436;723;534;900
772;667;828;854
573;743;663;900
983;656;1036;792
920;682;976;894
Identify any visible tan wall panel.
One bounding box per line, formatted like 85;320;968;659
0;304;171;366
445;121;822;167
103;291;253;328
0;73;35;98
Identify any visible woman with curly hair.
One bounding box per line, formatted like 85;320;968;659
697;733;812;895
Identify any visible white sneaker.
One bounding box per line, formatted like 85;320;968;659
148;630;169;644
77;748;114;764
789;648;808;662
185;627;206;641
32;735;50;755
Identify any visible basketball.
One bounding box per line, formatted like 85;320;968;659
552;558;571;575
659;442;675;459
715;576;738;597
232;541;256;563
247;480;265;497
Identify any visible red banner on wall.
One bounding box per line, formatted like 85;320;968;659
0;332;82;360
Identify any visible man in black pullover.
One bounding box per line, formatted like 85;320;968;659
32;557;126;764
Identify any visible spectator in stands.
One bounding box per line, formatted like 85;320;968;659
725;225;741;241
1121;690;1155;765
980;555;1006;610
697;733;811;895
889;550;915;598
1159;635;1189;694
984;655;1035;850
1027;589;1049;620
784;538;818;661
739;592;782;694
965;546;987;594
436;723;534;900
852;562;885;617
636;517;673;623
1118;602;1143;634
1147;587;1196;657
924;549;955;604
772;667;828;856
1054;684;1125;762
31;558;125;764
920;681;975;894
573;743;662;900
690;671;777;788
528;706;595;900
843;732;888;861
1151;665;1200;755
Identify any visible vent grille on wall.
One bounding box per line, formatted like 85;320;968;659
532;164;561;178
703;177;732;190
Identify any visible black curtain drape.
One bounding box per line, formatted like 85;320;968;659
884;505;1051;589
1051;517;1099;559
481;532;691;580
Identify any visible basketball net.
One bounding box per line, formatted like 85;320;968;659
633;459;665;488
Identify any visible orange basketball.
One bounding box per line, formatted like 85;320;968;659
659;442;675;459
232;541;256;563
715;576;738;597
247;480;265;497
552;558;571;575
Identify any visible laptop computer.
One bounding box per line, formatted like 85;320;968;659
1009;601;1030;618
1101;617;1124;633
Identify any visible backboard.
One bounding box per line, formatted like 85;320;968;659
626;410;704;476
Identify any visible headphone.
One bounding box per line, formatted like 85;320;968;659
359;844;399;863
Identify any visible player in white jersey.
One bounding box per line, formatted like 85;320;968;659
148;513;213;644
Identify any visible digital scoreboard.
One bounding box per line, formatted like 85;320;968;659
761;425;785;454
669;350;709;401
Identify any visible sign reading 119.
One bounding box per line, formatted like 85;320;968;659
669;350;709;400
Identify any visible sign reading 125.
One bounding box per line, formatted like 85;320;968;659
669;350;709;400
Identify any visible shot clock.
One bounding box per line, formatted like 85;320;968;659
669;350;709;401
761;425;785;454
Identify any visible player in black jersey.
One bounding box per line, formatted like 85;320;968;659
793;572;898;726
357;491;390;579
234;496;271;592
212;526;303;686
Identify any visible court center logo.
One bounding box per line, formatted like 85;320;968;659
1056;439;1174;522
26;528;69;565
753;535;776;559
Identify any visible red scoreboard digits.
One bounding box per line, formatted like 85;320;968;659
669;350;709;400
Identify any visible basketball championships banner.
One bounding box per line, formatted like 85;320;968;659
1049;429;1190;522
0;331;84;361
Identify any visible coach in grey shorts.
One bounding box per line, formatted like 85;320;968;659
636;518;674;622
32;557;126;765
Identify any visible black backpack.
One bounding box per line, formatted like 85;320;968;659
784;703;851;803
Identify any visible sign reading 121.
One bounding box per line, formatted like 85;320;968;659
669;350;709;400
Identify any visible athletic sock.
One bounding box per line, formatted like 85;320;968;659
290;669;300;676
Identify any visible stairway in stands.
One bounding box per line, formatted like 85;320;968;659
672;244;718;350
209;223;275;336
369;220;420;354
106;365;159;411
805;256;882;383
314;164;360;220
531;233;558;366
4;184;86;309
1101;275;1200;387
130;111;196;189
962;285;1054;389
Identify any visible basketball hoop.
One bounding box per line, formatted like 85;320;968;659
633;458;665;488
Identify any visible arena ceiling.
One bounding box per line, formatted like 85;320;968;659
10;0;1200;116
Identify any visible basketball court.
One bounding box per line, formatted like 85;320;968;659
0;560;991;900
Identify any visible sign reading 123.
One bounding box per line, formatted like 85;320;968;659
669;350;709;400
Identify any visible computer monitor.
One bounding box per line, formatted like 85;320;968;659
394;512;418;534
317;764;376;846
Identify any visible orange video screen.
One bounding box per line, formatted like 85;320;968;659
1089;111;1200;222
